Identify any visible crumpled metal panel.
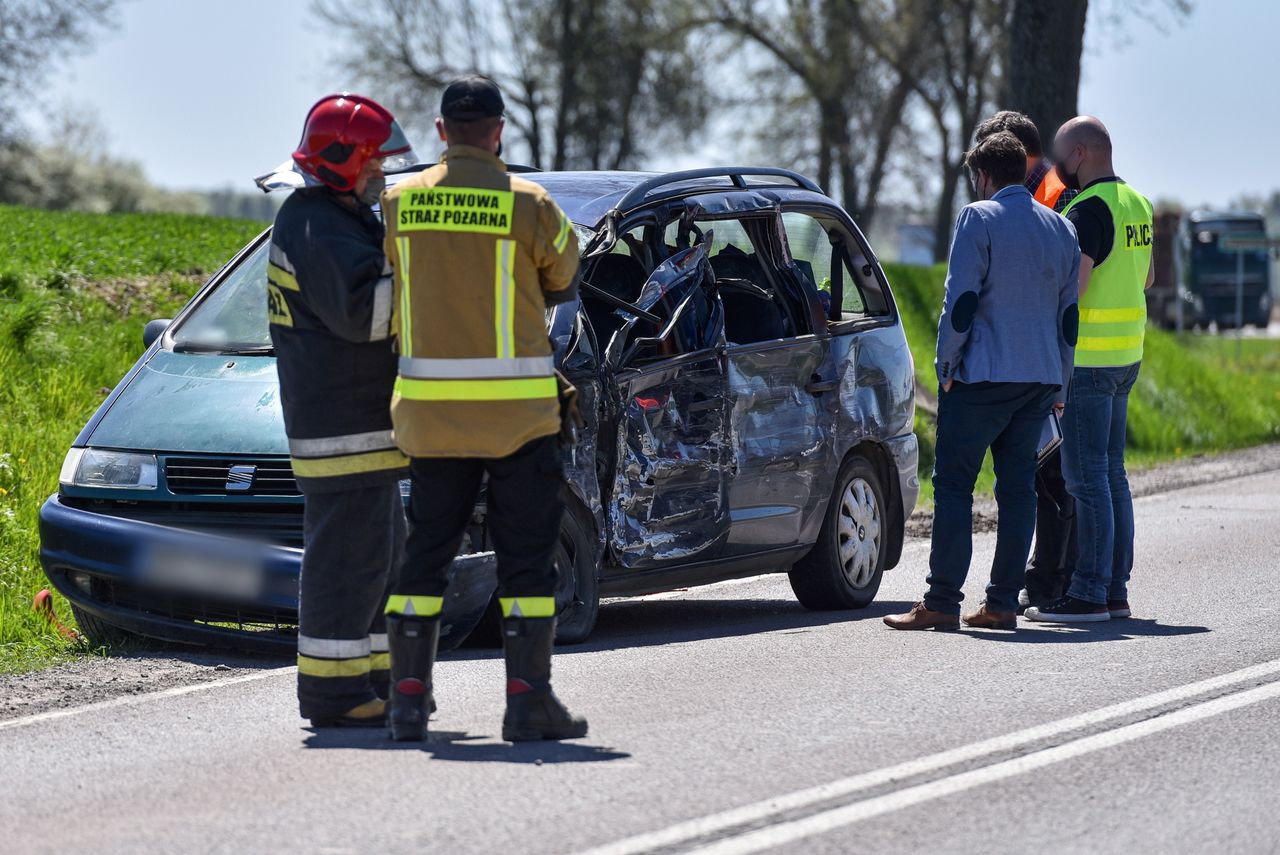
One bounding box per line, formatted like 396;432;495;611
549;302;606;555
609;357;730;568
830;324;917;460
723;339;835;550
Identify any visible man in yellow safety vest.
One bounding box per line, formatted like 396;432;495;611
1025;116;1154;625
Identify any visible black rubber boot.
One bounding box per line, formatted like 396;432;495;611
502;617;588;742
386;614;439;742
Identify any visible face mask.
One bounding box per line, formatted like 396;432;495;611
1054;153;1081;192
357;175;385;207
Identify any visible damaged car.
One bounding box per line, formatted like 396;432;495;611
40;165;919;651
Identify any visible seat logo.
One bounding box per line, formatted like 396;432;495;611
226;464;256;492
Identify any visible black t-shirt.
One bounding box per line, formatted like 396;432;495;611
1065;177;1122;265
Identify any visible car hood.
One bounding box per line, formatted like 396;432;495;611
87;350;288;455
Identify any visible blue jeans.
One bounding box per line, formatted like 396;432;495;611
1060;363;1141;605
925;381;1057;614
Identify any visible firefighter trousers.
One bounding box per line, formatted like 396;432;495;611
398;434;564;601
297;482;404;720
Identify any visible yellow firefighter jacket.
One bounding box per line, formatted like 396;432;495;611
382;145;580;458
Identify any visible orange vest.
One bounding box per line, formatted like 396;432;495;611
1033;167;1067;211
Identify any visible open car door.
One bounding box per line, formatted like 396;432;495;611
603;244;732;570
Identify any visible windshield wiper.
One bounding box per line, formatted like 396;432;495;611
172;342;275;356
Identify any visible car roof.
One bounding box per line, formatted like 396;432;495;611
386;166;833;227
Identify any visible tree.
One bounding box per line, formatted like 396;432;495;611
703;0;933;228
1006;0;1192;150
855;0;1009;261
0;0;119;141
314;0;708;171
1004;0;1088;151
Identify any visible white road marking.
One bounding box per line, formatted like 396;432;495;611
573;657;1280;855
692;679;1280;854
0;666;296;733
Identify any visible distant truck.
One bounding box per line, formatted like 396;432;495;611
1149;210;1273;329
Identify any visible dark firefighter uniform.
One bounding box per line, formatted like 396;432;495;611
268;186;408;723
378;75;585;742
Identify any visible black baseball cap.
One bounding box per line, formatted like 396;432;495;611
440;76;505;120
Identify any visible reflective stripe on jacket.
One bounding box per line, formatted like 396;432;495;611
268;187;408;492
382;145;580;459
1062;180;1153;367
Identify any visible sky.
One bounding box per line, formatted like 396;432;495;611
23;0;1280;209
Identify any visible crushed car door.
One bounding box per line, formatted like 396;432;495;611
606;245;732;570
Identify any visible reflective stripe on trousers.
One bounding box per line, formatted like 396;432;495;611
297;636;374;677
288;430;406;479
385;595;444;616
499;596;557;618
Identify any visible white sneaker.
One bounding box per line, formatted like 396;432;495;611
1024;596;1111;623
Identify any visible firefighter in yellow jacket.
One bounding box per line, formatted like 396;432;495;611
381;77;586;742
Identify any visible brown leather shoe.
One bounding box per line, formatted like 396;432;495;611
883;602;960;631
962;604;1017;630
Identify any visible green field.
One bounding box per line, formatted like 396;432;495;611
0;207;1277;672
885;263;1280;503
0;205;264;671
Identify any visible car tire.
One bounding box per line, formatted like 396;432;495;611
462;499;601;647
789;453;888;610
70;606;135;649
552;500;600;644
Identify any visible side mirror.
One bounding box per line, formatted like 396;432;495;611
143;318;171;349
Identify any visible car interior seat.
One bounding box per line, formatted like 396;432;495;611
710;248;789;344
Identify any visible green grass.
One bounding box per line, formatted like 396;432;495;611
0;205;262;672
883;262;1280;505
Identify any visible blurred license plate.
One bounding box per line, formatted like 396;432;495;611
140;543;265;600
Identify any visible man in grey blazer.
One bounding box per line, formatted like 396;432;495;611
886;131;1080;631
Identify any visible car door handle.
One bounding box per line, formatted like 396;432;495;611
806;377;839;395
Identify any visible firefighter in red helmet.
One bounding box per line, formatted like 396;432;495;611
268;93;418;727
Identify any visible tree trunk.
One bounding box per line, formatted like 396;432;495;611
816;106;834;195
1006;0;1088;150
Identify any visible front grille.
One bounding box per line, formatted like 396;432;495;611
89;574;298;637
165;457;300;497
63;498;305;548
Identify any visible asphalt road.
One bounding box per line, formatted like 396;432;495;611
2;470;1278;854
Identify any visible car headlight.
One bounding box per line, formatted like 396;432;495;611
60;448;158;490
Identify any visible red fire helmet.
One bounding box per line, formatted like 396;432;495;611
291;93;417;192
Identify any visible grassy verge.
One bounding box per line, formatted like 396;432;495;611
0;205;263;672
883;263;1280;505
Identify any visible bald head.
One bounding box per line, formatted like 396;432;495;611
1055;116;1112;156
1052;115;1116;191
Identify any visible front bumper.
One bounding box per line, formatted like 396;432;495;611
39;494;497;653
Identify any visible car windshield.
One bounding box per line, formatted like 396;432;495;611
170;222;588;354
170;241;272;352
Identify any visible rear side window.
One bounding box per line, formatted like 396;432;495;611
782;212;889;322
